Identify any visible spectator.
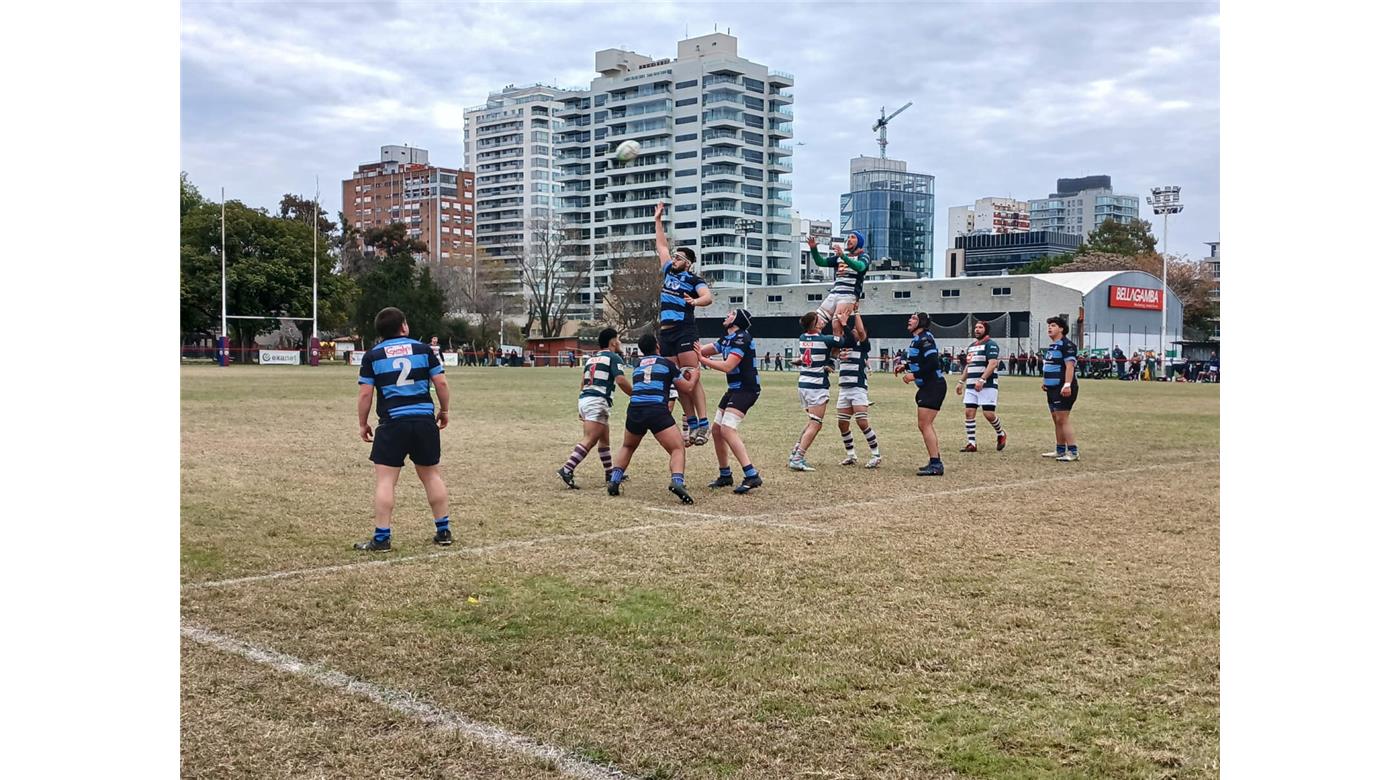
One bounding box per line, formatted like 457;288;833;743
1113;345;1127;379
763;351;772;371
775;353;784;372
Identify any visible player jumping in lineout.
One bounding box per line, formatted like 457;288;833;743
834;311;882;468
956;320;1008;453
607;333;699;503
558;328;632;489
789;310;845;471
654;201;713;446
693;308;764;494
806;231;870;341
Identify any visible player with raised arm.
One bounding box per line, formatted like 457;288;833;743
1040;316;1081;462
693;308;764;494
607;333;699;504
354;307;453;552
806;231;870;341
654;201;714;446
834;311;882;468
789;311;844;471
955;320;1008;453
897;312;947;476
557;328;633;489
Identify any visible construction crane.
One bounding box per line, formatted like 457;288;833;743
872;102;913;158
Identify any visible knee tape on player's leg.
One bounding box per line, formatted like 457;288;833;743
807;413;824;425
853;411;869;422
837;411;853;422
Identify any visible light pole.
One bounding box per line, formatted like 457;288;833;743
1147;185;1183;368
734;217;760;308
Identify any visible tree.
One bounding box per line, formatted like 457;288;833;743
511;216;592;338
1009;251;1077;275
1082;218;1157;257
1163;255;1219;335
276;192;356;344
603;244;662;336
351;225;446;344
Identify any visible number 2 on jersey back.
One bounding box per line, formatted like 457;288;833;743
392;357;412;385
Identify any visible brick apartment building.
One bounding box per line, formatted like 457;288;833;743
342;145;475;263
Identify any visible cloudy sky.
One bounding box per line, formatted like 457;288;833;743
181;0;1219;264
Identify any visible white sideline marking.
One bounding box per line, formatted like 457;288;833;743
741;459;1217;522
642;506;741;521
182;624;640;780
643;506;834;534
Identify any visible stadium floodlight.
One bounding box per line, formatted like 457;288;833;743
1147;186;1184;363
734;217;762;308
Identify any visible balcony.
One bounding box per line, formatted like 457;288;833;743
768;141;793;156
769;121;793;137
772;104;794;119
769;88;794;101
702;92;744;107
768;158;793;173
702;74;741;88
768;70;795;85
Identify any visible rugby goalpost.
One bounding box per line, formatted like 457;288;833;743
217;180;320;366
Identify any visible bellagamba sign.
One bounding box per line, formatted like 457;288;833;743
1108;285;1164;311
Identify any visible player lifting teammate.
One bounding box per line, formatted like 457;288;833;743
654;201;714;446
789;311;844;471
693;308;764;494
354;307;453;551
607;333;699;503
806;232;870;341
558;328;632;489
834;311;882;468
956;320;1008;453
897;312;947;476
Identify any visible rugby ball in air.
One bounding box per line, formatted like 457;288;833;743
615;139;642;163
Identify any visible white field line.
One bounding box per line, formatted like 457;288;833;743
182;624;640;780
641;505;834;534
740;459;1218;523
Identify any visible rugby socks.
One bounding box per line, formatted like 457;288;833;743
1056;444;1067;456
719;466;733;478
373;527;391;544
609;467;626;485
671;472;685;487
563;443;588;473
695;416;709;430
990;416;1005;436
841;430;856;456
964;418;977;445
435;516;450;532
742;464;758;478
864;427;880;455
686;416;698;431
1068;445;1079;455
598;447;613;474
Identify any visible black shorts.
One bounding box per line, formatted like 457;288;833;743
657;324;699;358
625;404;678;437
1045;383;1079;412
369;416;441;467
718;389;759;414
915;377;947;410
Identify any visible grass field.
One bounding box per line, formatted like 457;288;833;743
181;364;1219;779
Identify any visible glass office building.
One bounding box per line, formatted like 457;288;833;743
839;156;936;277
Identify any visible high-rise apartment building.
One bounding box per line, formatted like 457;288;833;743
554;33;795;316
1028;175;1139;241
839;155;935;278
796;214;831;282
463;84;581;263
946;197;1030;247
342;145;475;263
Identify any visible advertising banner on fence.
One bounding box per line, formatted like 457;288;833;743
349;351;366;366
258;350;302;365
1107;285;1164;311
441;352;459;367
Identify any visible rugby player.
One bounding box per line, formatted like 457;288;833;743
654;201;714;446
1040;316;1080;462
897;312;947;476
693;308;764;494
557;328;632;489
607;333;699;503
789;311;844;471
354;307;453;551
955;320;1008;453
806;232;869;341
834;312;881;468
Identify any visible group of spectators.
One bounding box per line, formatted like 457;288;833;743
1107;346;1220;383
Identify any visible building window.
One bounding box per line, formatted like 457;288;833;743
676;169;697;177
675;186;697;194
677;80;698;89
992;287;1011;296
675;151;697;159
676;133;698;142
729;296;743;304
676;221;696;229
676;116;697;124
675;203;697;211
676;98;697;107
767;295;783;302
941;289;959;298
894;290;912;299
807;293;822;302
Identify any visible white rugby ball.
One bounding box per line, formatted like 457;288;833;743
615;139;642;163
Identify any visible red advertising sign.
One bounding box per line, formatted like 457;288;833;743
1108;285;1163;310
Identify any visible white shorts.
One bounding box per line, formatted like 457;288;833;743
836;386;870;409
578;395;612;423
798;387;830;410
819;292;857;318
962;386;999;409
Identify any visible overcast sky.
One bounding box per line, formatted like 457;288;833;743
181;0;1219;263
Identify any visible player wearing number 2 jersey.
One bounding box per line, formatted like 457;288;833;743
557;328;633;490
354;307;453;552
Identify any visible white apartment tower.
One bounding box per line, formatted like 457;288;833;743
946;197;1031;247
463;84;582;262
555;33;795;316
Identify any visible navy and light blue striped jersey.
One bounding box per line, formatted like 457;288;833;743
628;355;680;407
838;331;872;389
904;331;943;387
358;337;443;422
1042;338;1078;388
716;330;760;392
659;264;708;326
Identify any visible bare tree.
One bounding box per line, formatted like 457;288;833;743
513;216;591;338
601;240;662;337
